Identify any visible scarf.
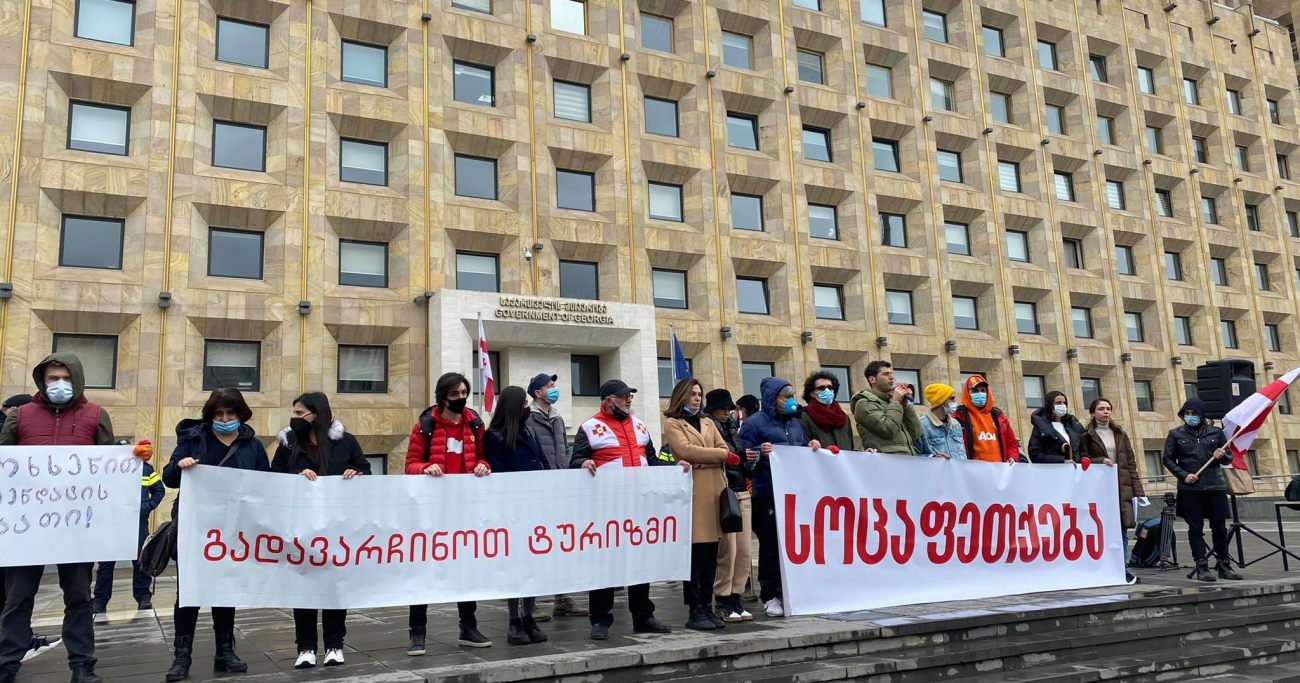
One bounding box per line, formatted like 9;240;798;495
803;400;847;431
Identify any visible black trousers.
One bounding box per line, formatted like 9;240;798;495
0;563;96;675
408;602;476;633
293;609;347;651
751;495;783;602
588;584;654;627
93;517;151;607
682;542;720;609
1178;489;1231;563
173;604;236;639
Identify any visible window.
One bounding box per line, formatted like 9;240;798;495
1044;104;1065;135
1290;450;1300;474
822;365;852;402
866;64;893;98
1267;323;1282;352
936;150;962;182
1226;89;1242;115
953;295;979;330
1236;145;1251;172
794;0;820;9
1063;238;1084;268
1015;301;1039;334
983;25;1004;57
893;369;921;395
337;346;387;393
1142;450;1164;479
208;228;263;279
554;80;591;122
885;289;913;325
339;139;387;186
1097;116;1114;145
1105;179;1125;209
1246;204;1260;231
802;127;832;162
1256;262;1271;290
727;113;759;150
644;97;678;137
797;50;824;85
556;169;595;211
1115;244;1134;275
1137;66;1155;95
742;361;774;398
215;18;268;69
1278;154;1290;180
339;239;387;288
931;78;955;111
1211;256;1228;285
1221;319;1239;348
1053;171;1075;201
1007;230;1029;263
1145;126;1162;155
552;0;586;33
454;154;497;199
68;102;129;156
1192;137;1208;163
570;355;601;396
1182;77;1200;105
862;0;886;25
453;0;491;12
1134;380;1154;412
1125;311;1144;342
1269;99;1281;124
1285;390;1296;415
341;40;387;87
732;194;763;231
880;212;906;247
559;260;599;300
997;161;1021;192
808;203;837;239
647;182;683;222
1081;377;1102;408
944;221;970;255
1089;54;1107;82
873;138;900;172
1288;211;1299;238
641;13;673;52
1037;41;1058;70
736;276;769;315
1155;189;1174;217
652;269;687;309
1023;376;1046;410
1174;315;1193;345
1071;307;1094;338
75;0;134;46
813;284;844;320
1164;251;1183;281
1201;196;1218;224
923;10;948;42
203;340;260;391
59;216;123;270
722;31;753;69
657;358;694;398
990;92;1011;123
52;334;116;389
212;121;266;172
455;251;499;292
452;62;494;106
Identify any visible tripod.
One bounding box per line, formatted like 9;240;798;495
1223;494;1300;568
1156;492;1179;571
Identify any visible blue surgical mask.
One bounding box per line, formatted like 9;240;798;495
45;379;73;405
783;397;799;414
684;405;700;415
971;392;988;409
816;388;835;405
545;387;560;404
1184;414;1202;428
212;419;241;434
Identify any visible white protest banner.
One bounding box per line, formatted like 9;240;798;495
771;447;1124;616
0;445;142;567
178;465;692;609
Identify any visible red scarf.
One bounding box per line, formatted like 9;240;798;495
803;400;847;431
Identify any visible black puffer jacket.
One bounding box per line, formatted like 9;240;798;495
1162;423;1228;491
1027;412;1089;464
271;420;371;477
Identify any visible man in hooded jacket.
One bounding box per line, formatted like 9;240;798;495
0;353;117;683
950;375;1020;463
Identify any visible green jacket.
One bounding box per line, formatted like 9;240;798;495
798;411;856;450
851;388;920;454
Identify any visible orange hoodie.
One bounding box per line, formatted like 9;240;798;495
956;375;1020;463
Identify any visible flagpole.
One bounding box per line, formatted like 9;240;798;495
473;313;480;415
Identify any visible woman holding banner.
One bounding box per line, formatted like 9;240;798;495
161;388;270;682
1081;397;1145;585
270;392;370;669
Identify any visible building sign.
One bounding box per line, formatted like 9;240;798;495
495;296;615;325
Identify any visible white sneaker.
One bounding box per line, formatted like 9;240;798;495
21;636;61;663
739;607;754;621
294;650;317;669
764;598;785;617
323;648;345;666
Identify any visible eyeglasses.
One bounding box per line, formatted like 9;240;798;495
814;384;834;391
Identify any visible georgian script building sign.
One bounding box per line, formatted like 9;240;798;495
494;296;616;325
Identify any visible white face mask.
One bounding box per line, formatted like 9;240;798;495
944;400;958;414
1053;404;1069;417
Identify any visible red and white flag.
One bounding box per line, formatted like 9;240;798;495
477;315;495;413
1221;366;1300;468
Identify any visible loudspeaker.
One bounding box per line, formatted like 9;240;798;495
1196;360;1256;419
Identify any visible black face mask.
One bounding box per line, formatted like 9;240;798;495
445;398;468;415
289;417;312;437
610;405;630;421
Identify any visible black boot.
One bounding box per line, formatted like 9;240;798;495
1216;557;1243;580
685;607;718;630
165;636;193;682
507;618;529;645
1194;560;1217;582
69;665;102;683
213;631;248;673
522;616;548;643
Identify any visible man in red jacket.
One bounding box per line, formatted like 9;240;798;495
403;372;491;656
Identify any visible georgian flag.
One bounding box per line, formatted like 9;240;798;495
1220;366;1300;469
477;315;495;414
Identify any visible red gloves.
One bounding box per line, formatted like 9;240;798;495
827;445;841;454
1080;456;1091;471
727;452;741;466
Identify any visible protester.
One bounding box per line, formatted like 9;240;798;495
705;389;752;623
852;361;920;454
0;353;120;683
161;388;269;681
483;386;549;646
799;371;854;449
662;379;740;631
571;379;688;640
950;375;1020;463
736;377;821;618
1027;391;1088;464
523;372;586;621
916;384;965;459
1161;399;1241;582
404;372;492;653
736;394;760;427
1082;398;1145;585
91;455;164;616
270;392;370;669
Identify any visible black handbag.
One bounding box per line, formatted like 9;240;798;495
139;441;240;577
719;487;744;534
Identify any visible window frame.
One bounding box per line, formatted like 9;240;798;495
651;268;688;309
51;333;118;389
1137;66;1155;95
997;160;1021;192
944;221;970;256
558;259;600;300
455;250;500;293
982;25;1004;57
215;16;270;69
202;339;262;392
1006;230;1030;263
207;227;265;280
647;181;684;222
1164;251;1183;281
1053;171;1076;202
885;289;914;325
340;39;389;88
211;120;267;172
337;345;389;394
454;153;499;200
1115;244;1135;275
1071;306;1095;339
807;202;838;240
1221;319;1239;348
726;112;760;150
1063;238;1084;269
1125;311;1144;342
1134;380;1154;412
452;61;496;107
731;193;764;231
338;238;389;288
721;31;754;69
936;149;963;183
339;138;389;186
1014;301;1040;335
802;126;833;162
643;96;679;137
58;215;124;270
880;212;906;247
1037;40;1059;71
553;79;593;123
1174;315;1193;345
952;295;979;330
866;64;893;99
812;283;845;320
736;276;770;315
873;138;900;173
67;101;130;156
74;0;136;47
556;169;596;212
923;10;948;43
640;12;674;53
796;49;825;85
1089;54;1108;82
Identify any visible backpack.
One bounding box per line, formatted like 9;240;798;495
419;411;485;463
1128;517;1164;568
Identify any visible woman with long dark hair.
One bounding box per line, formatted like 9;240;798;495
270;392;370;669
161;389;269;681
483;386;550;645
1028;390;1088;464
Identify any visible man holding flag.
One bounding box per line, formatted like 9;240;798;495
1161;399;1240;582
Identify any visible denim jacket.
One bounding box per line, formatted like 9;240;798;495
916;412;966;460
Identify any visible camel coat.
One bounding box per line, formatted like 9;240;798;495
663;415;731;543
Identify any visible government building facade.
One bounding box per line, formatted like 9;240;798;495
2;0;1300;492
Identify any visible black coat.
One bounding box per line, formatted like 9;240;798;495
270;420;371;477
1162;423;1229;491
1027;412;1089;464
484;429;549;473
711;415;748;493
